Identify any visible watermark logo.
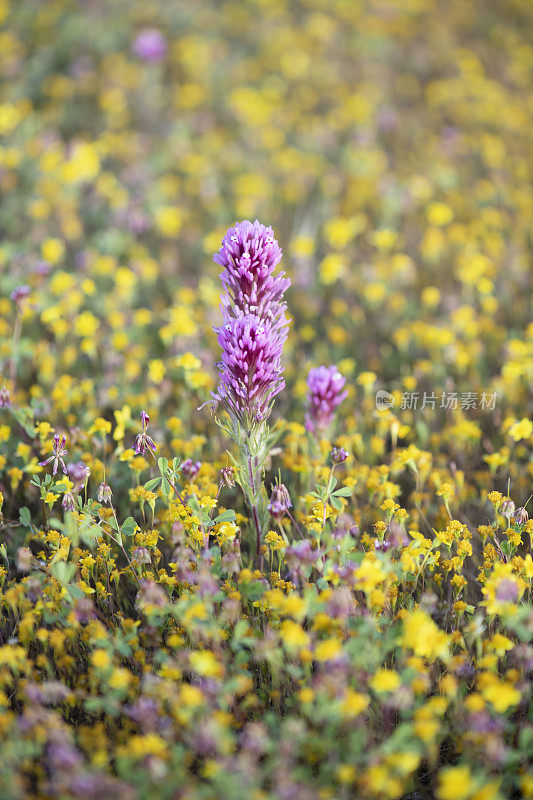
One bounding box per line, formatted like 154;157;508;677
375;389;395;410
375;388;498;412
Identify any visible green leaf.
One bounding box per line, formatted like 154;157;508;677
187;494;210;525
241;580;266;602
121;517;136;536
330;494;342;511
188;494;202;515
51;561;76;586
144;477;161;491
157;457;168;475
161;477;171;496
172;457;181;472
333;486;353;497
19;506;31;527
327;475;338;492
11;406;36;438
80;525;101;548
214;510;236;524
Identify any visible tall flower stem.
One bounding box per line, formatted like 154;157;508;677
246;446;263;557
249;485;262;555
239;429;268;564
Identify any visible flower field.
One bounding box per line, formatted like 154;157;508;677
1;1;533;798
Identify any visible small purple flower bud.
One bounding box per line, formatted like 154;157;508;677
134;410;156;456
374;538;391;552
181;459;201;480
514;507;528;528
132;29;167;63
10;284;31;306
0;387;11;408
331;446;348;464
97;482;112;504
501;498;515;521
62;491;76;512
268;483;292;519
305;365;347;436
220;467;235;488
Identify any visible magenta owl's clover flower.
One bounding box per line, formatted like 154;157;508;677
212;221;289;429
214;314;285;427
305;365;347;436
209;221;290;561
132;29;167;63
214;220;290;336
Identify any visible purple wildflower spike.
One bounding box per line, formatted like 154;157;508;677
214;314;285;427
305;365;347;436
39;434;68;476
209;221;290;561
214;220;290;334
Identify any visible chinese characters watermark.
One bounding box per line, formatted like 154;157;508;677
375;389;498;412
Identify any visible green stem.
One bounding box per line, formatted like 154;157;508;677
246;446;263;564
